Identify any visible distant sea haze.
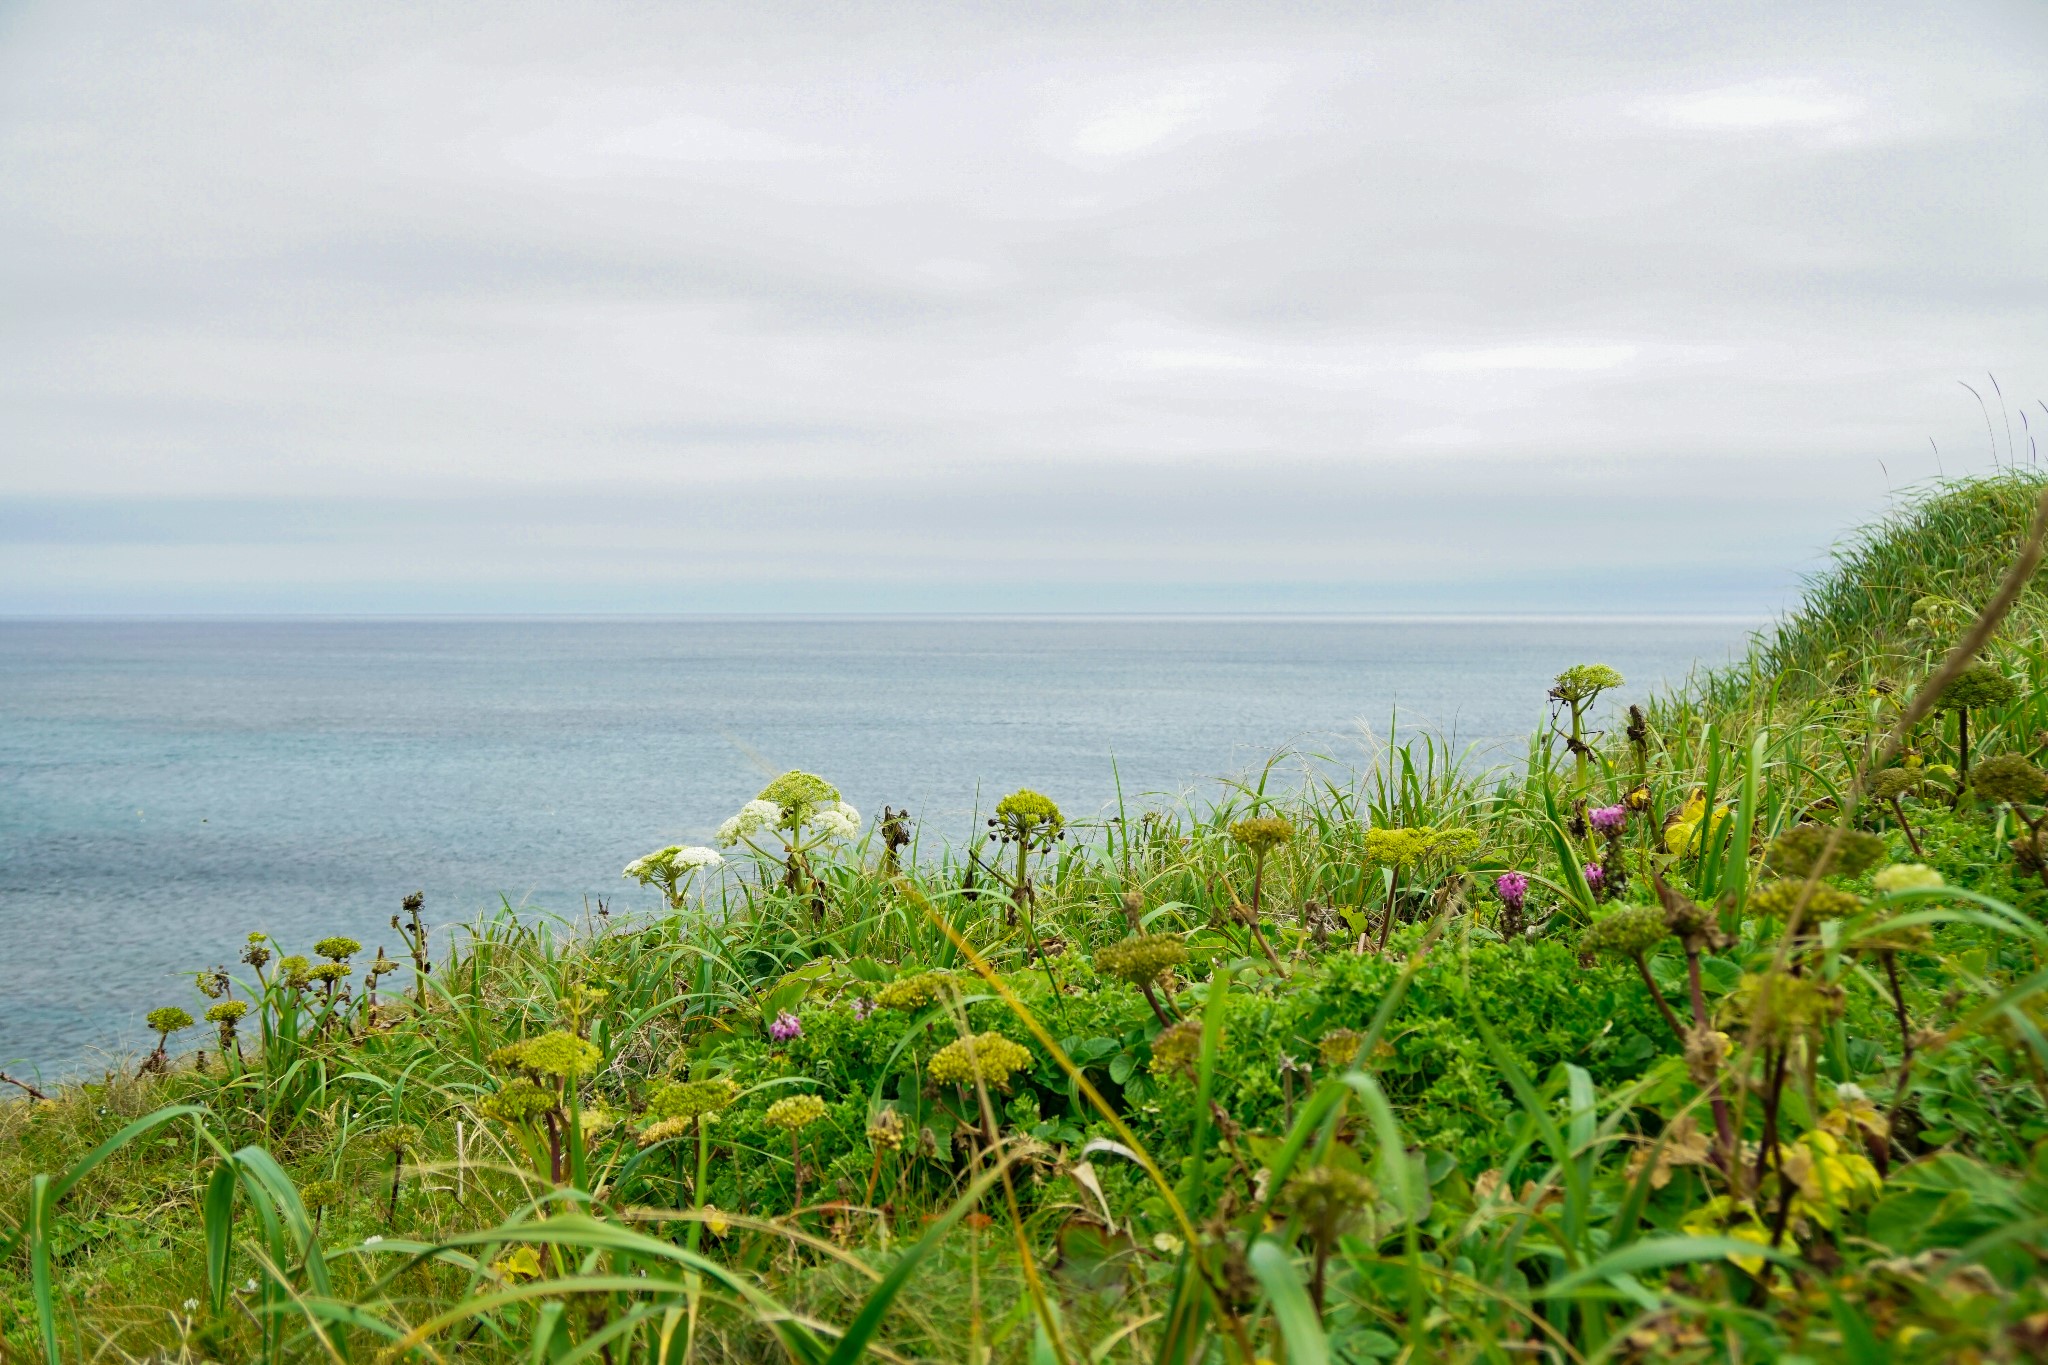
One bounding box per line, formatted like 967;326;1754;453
0;615;1756;1072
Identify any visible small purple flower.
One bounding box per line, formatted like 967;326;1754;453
1583;862;1605;888
851;998;874;1021
769;1010;802;1042
1494;871;1529;910
1589;805;1627;836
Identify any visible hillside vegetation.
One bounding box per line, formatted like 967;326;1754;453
8;473;2048;1363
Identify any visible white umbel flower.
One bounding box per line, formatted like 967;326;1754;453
672;846;722;870
717;799;783;846
814;804;861;841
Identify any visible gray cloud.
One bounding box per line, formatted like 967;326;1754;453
1;0;2044;611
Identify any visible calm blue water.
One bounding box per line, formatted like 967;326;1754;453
0;617;1755;1073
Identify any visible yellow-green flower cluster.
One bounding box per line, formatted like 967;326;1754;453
648;1076;740;1124
1972;754;2048;805
759;770;840;822
314;936;361;962
1939;663;2018;711
1764;827;1886;880
875;971;951;1011
866;1107;905;1151
147;1006;194;1035
1872;863;1944;895
995;788;1062;831
928;1032;1032;1089
1579;905;1671;960
1228;816;1293;855
491;1030;602;1080
1283;1164;1376;1238
1749;881;1863;923
480;1078;556;1125
1149;1018;1204;1078
764;1094;829;1132
638;1116;697;1147
1362;826;1436;869
1093;934;1187;988
1549;664;1624;704
1317;1028;1363;1070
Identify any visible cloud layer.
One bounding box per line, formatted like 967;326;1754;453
2;1;2044;612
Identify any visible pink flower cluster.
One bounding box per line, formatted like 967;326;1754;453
1494;871;1530;911
1589;805;1628;836
769;1010;802;1042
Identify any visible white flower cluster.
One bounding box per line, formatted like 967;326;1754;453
813;802;862;842
624;844;724;880
717;799;785;846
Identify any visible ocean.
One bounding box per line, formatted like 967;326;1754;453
0;616;1757;1074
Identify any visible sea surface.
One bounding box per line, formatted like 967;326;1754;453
0;616;1757;1074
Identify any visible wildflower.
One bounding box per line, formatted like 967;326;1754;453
1971;753;2048;805
205;999;248;1048
1362;826;1433;868
240;933;272;972
1149;1018;1205;1078
1093;934;1187;989
1151;1232;1184;1254
491;1030;602;1080
1317;1028;1363;1070
301;1178;343;1212
866;1106;905;1151
1493;872;1529;911
758;770;841;824
278;955;313;990
1872;863;1944;895
638;1116;696;1147
1282;1164;1376;1243
648;1076;740;1123
1762;825;1887;880
875;971;950;1011
1939;663;2019;712
1582;863;1605;889
479;1079;556;1126
314;936;361;963
1588;805;1627;836
851;997;874;1021
993;788;1063;838
375;1123;420;1155
703;1207;730;1237
147;1006;195;1036
716;799;784;846
1579;904;1670;960
1748;880;1863;924
764;1094;828;1132
1228;816;1294;855
182;1298;200;1312
768;1011;803;1042
928;1032;1033;1089
812;804;861;841
363;1234;383;1245
1550;664;1624;704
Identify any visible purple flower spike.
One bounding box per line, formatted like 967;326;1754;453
1583;862;1605;887
769;1010;802;1042
1494;871;1530;910
1589;805;1627;836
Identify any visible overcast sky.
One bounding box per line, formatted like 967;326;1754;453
1;1;2043;614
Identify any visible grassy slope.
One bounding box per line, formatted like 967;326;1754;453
6;474;2048;1363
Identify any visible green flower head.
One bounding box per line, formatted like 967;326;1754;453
1093;934;1188;988
649;1076;741;1123
758;770;840;820
375;1123;421;1155
314;937;361;963
927;1032;1033;1089
1317;1028;1363;1070
1362;826;1434;869
146;1006;194;1035
1549;664;1625;704
1228;816;1293;855
995;789;1064;834
491;1030;603;1081
1872;863;1944;895
1939;663;2019;712
1149;1017;1205;1078
1748;880;1864;924
763;1094;829;1132
278;955;313;989
1283;1164;1376;1242
204;1000;248;1024
1971;753;2048;806
480;1078;557;1126
1870;767;1923;800
1579;904;1671;960
874;971;952;1011
1763;826;1886;880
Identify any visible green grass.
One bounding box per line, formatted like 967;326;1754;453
9;473;2048;1363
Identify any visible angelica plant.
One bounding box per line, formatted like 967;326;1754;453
623;844;723;909
1937;662;2019;787
716;770;860;916
1548;663;1624;793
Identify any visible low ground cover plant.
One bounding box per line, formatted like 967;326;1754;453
9;474;2048;1361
